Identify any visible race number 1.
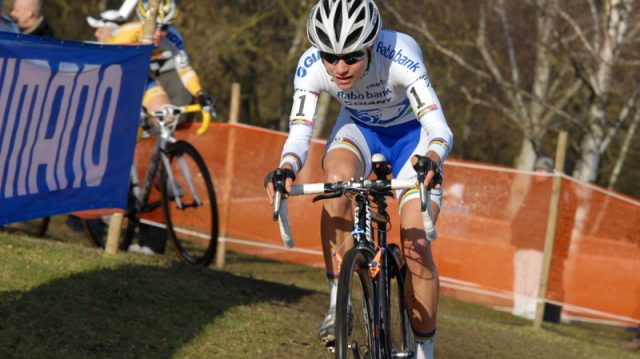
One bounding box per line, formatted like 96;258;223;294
407;80;437;117
290;90;318;125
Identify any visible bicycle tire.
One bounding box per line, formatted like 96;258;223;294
385;244;416;357
335;247;376;359
161;140;218;266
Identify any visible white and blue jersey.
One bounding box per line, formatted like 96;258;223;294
280;30;452;205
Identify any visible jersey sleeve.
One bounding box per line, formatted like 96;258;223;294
279;49;325;173
392;34;453;162
107;22;143;44
406;75;452;162
174;50;203;96
165;27;204;96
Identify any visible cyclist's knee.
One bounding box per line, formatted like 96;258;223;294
323;148;364;181
322;194;351;216
400;196;441;225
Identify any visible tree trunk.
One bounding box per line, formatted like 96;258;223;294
608;108;640;189
514;138;537;170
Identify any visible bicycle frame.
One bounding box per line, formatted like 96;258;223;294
347;166;411;358
129;114;176;215
130;106;204;215
273;153;433;358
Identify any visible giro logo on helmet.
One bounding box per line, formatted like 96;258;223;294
307;0;382;54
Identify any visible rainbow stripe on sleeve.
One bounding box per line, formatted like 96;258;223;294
416;104;438;118
429;138;449;153
290;118;314;126
281;152;302;171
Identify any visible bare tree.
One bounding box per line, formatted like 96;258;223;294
276;0;313;131
557;0;640;182
608;90;640;189
384;0;581;170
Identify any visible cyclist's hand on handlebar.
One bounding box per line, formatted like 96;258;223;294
411;152;442;190
264;166;296;204
197;90;217;118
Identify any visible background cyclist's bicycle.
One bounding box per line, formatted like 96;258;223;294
81;104;219;266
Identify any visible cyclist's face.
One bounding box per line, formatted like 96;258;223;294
152;27;168;46
321;50;369;91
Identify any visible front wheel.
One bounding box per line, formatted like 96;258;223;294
161;140;218;267
335;248;375;359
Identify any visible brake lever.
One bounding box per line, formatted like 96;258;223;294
312;191;342;203
414;169;428;212
272;169;287;221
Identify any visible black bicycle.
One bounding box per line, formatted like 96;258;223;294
273;153;437;358
82;104;219;266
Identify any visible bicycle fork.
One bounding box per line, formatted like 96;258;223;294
159;149;202;209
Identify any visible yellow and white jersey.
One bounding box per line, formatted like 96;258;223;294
107;21;202;96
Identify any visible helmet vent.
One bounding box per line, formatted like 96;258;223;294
317;28;331;48
322;0;331;14
334;1;343;39
349;0;362;17
363;15;379;44
345;28;362;48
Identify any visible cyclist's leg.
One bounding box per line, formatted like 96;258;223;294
318;110;372;343
135;82;172;254
398;198;439;358
143;79;173;127
393;126;443;358
155;70;196;124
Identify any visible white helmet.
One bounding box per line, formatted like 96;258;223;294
307;0;382;54
136;0;178;25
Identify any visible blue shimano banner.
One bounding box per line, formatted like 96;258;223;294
0;32;153;224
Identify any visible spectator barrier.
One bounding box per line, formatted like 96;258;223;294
92;122;640;326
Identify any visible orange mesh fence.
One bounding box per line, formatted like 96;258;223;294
112;123;640;325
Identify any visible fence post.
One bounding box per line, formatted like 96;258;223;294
105;212;123;255
534;131;568;328
104;0;160;255
216;82;240;268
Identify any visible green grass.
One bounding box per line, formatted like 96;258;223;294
0;226;638;358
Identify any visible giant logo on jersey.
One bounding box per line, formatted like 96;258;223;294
296;51;321;78
0;33;151;224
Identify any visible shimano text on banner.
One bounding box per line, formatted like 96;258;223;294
0;33;152;224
